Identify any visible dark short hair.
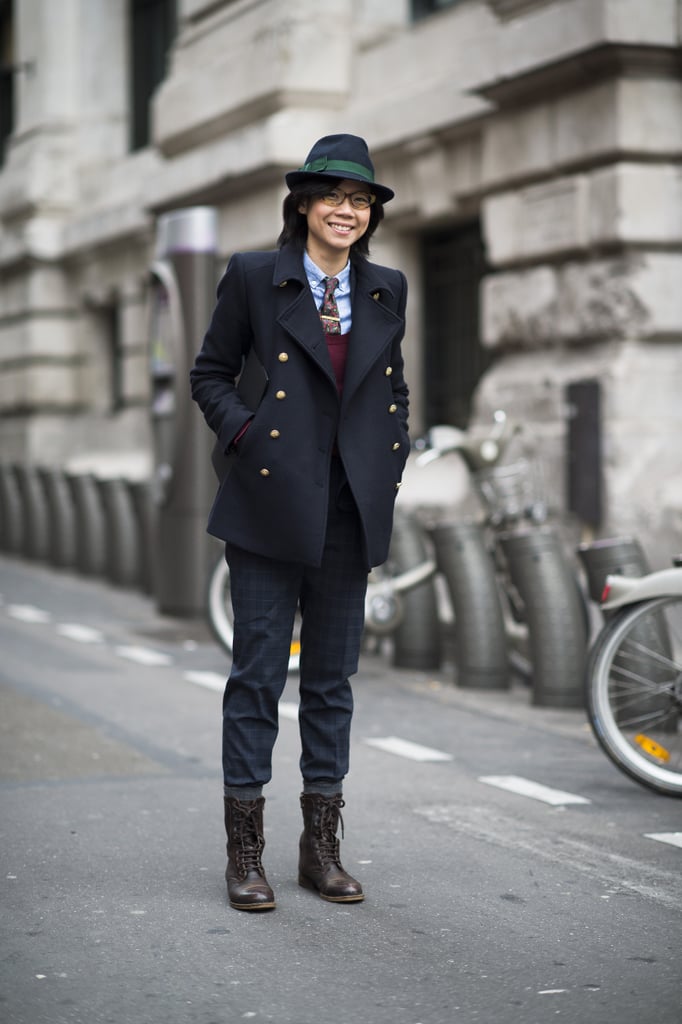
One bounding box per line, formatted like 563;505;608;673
277;178;385;259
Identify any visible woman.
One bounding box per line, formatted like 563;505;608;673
190;134;409;911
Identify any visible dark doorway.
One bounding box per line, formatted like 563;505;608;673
0;0;14;166
129;0;177;151
421;220;493;429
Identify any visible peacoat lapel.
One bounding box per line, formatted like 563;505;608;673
272;245;336;386
342;260;404;405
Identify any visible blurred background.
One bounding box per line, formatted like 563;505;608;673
0;0;680;609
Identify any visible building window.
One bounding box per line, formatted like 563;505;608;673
105;302;125;412
0;0;14;166
421;221;493;429
86;300;126;413
129;0;176;151
411;0;462;21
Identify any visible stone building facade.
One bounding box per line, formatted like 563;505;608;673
1;0;681;564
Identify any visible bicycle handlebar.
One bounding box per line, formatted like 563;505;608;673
415;410;521;473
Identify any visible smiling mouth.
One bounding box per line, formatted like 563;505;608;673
329;222;352;233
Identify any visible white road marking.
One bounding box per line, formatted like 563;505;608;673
183;670;225;692
364;736;453;762
114;645;172;667
278;701;299;721
645;832;682;850
479;775;591;806
56;623;104;644
7;604;51;624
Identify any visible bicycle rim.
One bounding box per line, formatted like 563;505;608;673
206;558;302;673
586;596;682;796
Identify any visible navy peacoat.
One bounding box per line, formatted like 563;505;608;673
190;242;409;569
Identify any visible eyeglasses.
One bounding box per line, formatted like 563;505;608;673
320;188;376;210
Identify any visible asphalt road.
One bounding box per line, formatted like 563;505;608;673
1;554;681;1024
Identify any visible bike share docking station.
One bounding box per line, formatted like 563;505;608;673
148;207;220;616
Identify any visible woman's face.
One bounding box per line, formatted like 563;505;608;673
299;179;372;266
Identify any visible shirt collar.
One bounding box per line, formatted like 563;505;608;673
303;250;350;290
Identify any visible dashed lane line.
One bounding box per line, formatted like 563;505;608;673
55;623;105;644
114;645;173;667
7;603;52;624
183;670;225;692
7;601;200;672
479;775;591;806
364;736;453;762
645;832;682;850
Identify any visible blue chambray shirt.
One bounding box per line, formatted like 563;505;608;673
303;251;352;334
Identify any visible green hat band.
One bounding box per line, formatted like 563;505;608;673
298;157;375;182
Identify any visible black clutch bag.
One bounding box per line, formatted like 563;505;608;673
210;349;269;482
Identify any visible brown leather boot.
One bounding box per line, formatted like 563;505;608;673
298;793;364;903
224;797;275;911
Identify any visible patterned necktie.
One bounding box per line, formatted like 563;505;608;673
319;276;341;335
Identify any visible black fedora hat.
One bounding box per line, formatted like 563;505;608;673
285;134;394;204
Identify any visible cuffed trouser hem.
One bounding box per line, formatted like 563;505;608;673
224;784;264;800
302;779;343;797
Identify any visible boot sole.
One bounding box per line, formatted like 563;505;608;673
298;876;364;902
229;900;276;911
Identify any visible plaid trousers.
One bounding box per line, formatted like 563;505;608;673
222;458;368;787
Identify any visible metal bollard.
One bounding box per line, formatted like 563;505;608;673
0;464;24;553
97;478;141;588
14;464;50;562
500;528;587;708
66;473;107;577
38;467;77;568
430;521;509;689
390;511;442;671
128;479;157;594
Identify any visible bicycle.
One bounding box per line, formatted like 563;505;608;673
585;559;682;796
415;411;589;704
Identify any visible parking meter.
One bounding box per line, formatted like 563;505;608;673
149;206;218;615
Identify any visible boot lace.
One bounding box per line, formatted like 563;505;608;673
314;796;345;868
231;801;265;875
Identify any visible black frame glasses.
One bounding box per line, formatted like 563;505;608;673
320;188;376;210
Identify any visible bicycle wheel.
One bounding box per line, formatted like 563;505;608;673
206;556;302;673
499;528;588;707
586;596;682;796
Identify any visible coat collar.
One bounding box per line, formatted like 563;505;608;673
272;244;308;288
272;243;399;299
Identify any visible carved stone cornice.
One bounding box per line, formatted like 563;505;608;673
486;0;557;19
474;43;682;109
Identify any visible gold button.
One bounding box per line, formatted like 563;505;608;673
385;366;393;376
372;292;380;300
276;390;286;400
392;442;401;451
278;352;289;362
270;429;280;439
279;280;288;287
260;468;270;477
395;481;402;490
388;403;397;413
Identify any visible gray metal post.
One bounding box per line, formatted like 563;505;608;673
150;206;218;616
